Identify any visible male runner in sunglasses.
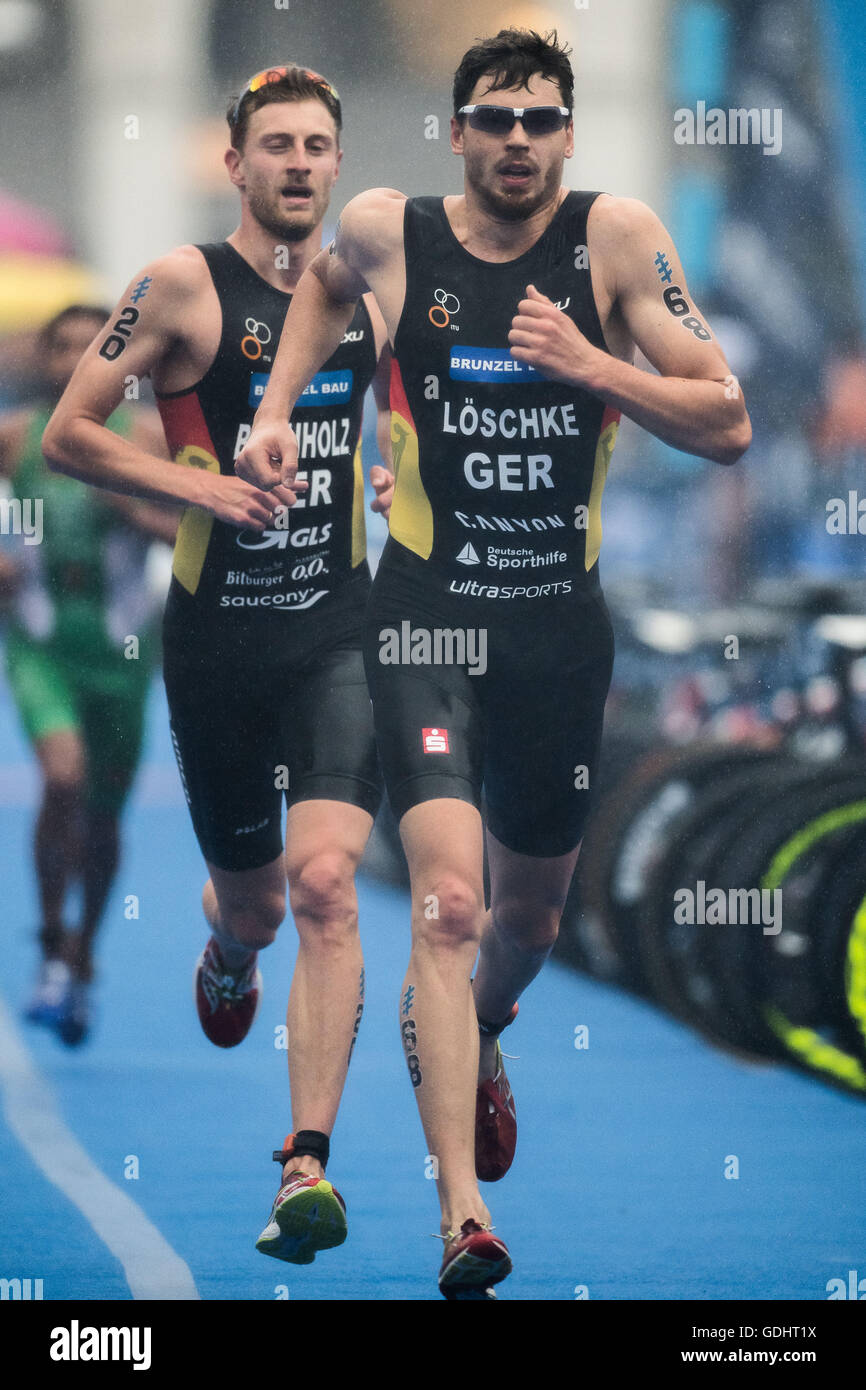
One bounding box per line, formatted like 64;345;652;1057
237;29;751;1297
43;65;393;1264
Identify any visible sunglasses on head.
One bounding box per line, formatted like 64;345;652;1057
230;65;342;128
458;104;571;137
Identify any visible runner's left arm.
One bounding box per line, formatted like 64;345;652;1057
365;294;394;520
508;196;751;465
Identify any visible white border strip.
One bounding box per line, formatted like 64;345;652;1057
0;994;199;1300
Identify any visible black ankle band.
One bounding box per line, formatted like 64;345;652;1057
293;1130;330;1166
273;1129;330;1169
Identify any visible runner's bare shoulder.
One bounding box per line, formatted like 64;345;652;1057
336;188;407;275
131;244;212;308
587;195;666;256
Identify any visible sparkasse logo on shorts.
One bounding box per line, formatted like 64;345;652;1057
423;728;449;754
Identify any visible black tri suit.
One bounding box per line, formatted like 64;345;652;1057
363;193;618;856
157;242;381;871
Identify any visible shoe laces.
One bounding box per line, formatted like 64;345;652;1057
204;945;257;1002
491;1039;519;1086
431;1221;495;1244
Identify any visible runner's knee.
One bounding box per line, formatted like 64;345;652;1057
413;876;483;951
288;849;359;945
38;735;85;798
491;895;563;954
220;891;286;949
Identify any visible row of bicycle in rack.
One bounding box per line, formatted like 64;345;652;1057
561;740;866;1097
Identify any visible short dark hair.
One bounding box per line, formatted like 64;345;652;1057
453;28;574;117
38;304;111;352
227;67;342;151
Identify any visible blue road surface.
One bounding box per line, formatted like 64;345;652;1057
1;674;864;1301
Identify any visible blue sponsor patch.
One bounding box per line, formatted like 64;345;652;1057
248;372;270;407
295;369;354;406
449;347;544;383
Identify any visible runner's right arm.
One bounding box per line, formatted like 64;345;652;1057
42;248;302;531
237;188;401;491
99;408;180;546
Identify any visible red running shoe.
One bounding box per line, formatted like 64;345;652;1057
437;1219;512;1299
256;1171;348;1264
194;937;262;1047
475;1004;518;1182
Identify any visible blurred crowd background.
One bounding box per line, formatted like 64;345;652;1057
1;0;866;732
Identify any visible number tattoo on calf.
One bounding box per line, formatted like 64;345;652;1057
401;983;422;1087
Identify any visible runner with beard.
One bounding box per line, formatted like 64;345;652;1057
43;66;394;1265
236;30;752;1297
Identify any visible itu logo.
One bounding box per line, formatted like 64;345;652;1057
241;317;272;361
428;288;460;329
